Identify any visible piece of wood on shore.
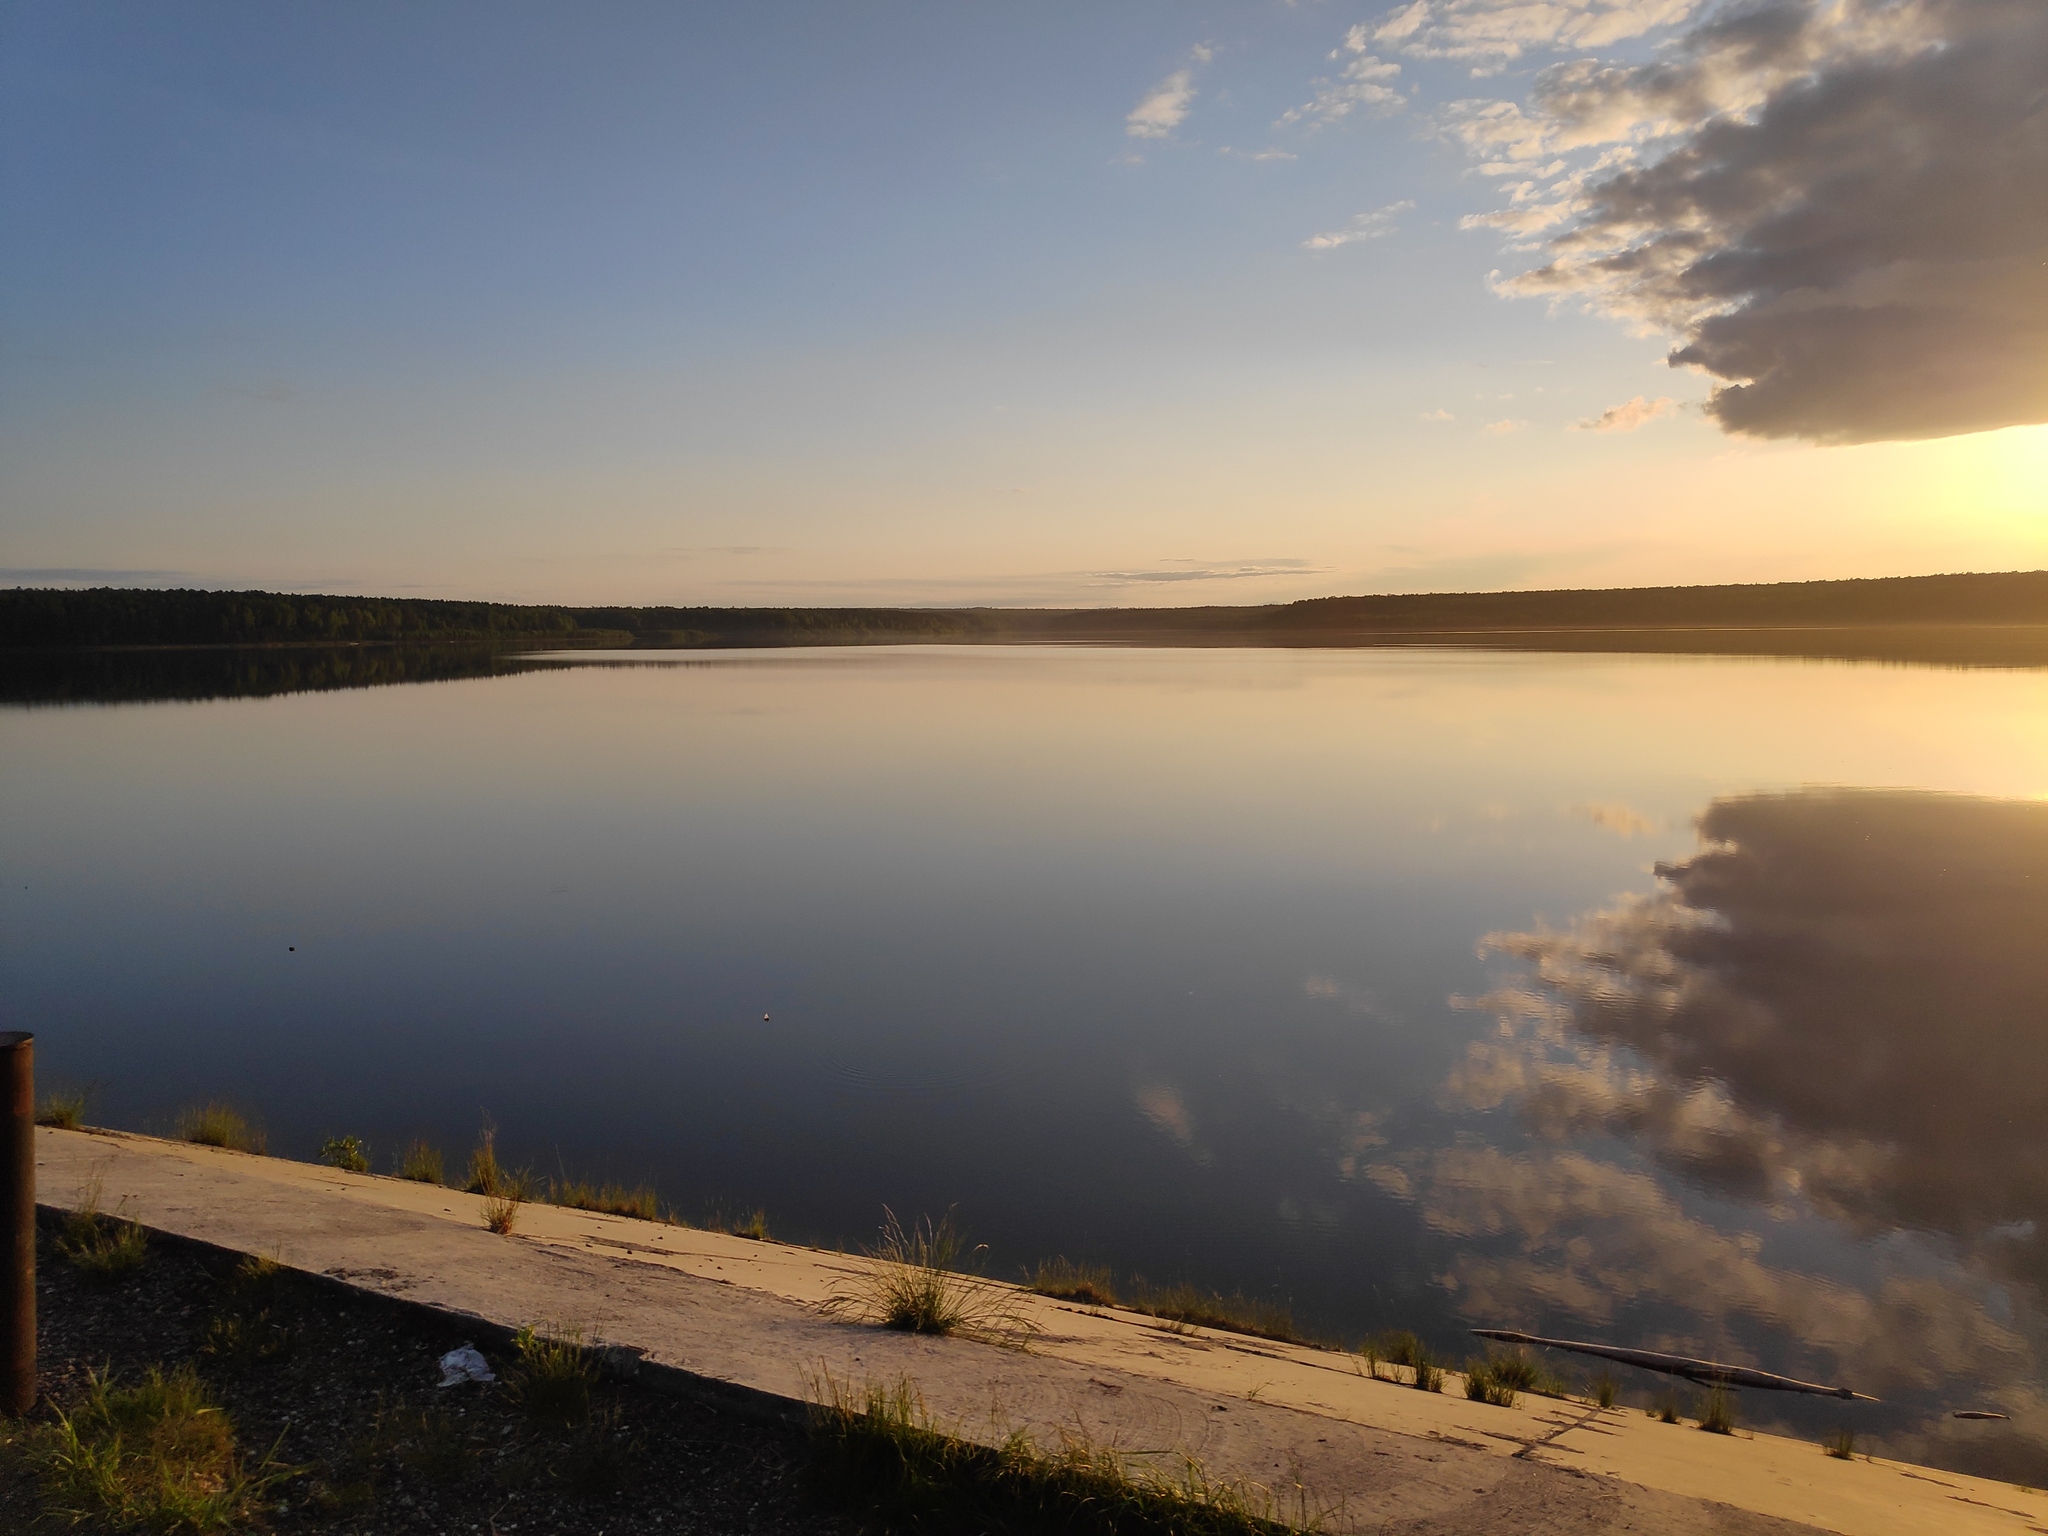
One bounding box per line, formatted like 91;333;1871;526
1471;1329;1879;1401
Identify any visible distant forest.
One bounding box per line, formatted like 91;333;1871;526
4;570;2047;653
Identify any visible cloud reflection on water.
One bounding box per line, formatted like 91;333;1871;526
1387;790;2048;1478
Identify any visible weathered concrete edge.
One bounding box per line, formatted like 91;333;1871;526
33;1203;814;1436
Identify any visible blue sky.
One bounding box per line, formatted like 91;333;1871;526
4;1;2043;604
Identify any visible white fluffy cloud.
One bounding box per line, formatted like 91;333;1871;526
1446;0;2048;443
1127;69;1197;138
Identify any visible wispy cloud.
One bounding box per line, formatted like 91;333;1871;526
1303;199;1414;250
1090;558;1328;585
1573;395;1679;433
1484;418;1527;434
1281;25;1407;127
1138;51;1212;143
1220;145;1297;163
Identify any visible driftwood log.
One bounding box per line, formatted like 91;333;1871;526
1471;1329;1879;1401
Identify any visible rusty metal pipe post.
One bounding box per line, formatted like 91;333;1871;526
0;1031;32;1416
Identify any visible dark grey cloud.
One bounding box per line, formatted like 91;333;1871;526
1477;0;2048;443
1474;788;2048;1296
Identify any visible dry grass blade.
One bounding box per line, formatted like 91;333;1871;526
1031;1256;1118;1306
822;1209;1038;1347
481;1192;520;1234
177;1102;265;1154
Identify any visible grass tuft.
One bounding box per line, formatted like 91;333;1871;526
1031;1257;1119;1307
36;1089;87;1129
809;1370;1321;1535
1699;1385;1737;1435
825;1209;1036;1345
549;1179;661;1222
1373;1331;1443;1392
464;1121;534;1200
203;1252;294;1364
177;1102;265;1154
55;1176;148;1280
706;1205;769;1240
1464;1349;1565;1408
1653;1390;1685;1424
481;1192;519;1234
1128;1282;1298;1344
1593;1371;1619;1410
505;1325;597;1430
394;1138;445;1184
1824;1428;1856;1460
21;1364;300;1532
318;1135;369;1174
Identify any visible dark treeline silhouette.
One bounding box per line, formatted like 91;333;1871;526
0;644;532;706
0;587;581;648
5;570;2047;657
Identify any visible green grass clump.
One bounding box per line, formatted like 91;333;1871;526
1373;1331;1443;1392
506;1326;597;1430
549;1179;661;1221
203;1253;294;1364
706;1205;769;1240
1653;1390;1685;1424
1699;1385;1737;1435
810;1371;1320;1536
55;1178;148;1280
826;1210;1034;1345
394;1138;445;1184
1593;1371;1619;1410
177;1103;265;1154
36;1089;87;1129
21;1364;299;1532
1031;1257;1119;1306
1129;1282;1298;1345
463;1122;534;1200
319;1135;369;1174
1824;1428;1856;1460
1464;1349;1565;1408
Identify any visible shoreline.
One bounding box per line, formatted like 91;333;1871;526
29;1124;2046;1536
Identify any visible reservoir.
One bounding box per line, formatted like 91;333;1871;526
4;643;2043;1478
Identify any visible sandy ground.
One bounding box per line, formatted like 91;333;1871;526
35;1125;2048;1536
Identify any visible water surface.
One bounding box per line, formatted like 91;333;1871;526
4;645;2043;1478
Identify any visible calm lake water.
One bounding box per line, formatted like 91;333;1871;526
4;644;2045;1478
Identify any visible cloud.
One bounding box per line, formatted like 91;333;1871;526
1419;407;1455;420
1281;26;1407;126
1573;799;1660;835
1427;788;2048;1479
1374;0;1707;63
1303;199;1415;250
1572;395;1679;432
1220;146;1297;162
1090;559;1328;584
1127;68;1197;139
1483;417;1526;433
1452;0;2048;444
1479;790;2048;1299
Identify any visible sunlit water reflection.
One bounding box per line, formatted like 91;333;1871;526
3;645;2043;1478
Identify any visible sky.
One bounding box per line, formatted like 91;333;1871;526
2;0;2044;607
